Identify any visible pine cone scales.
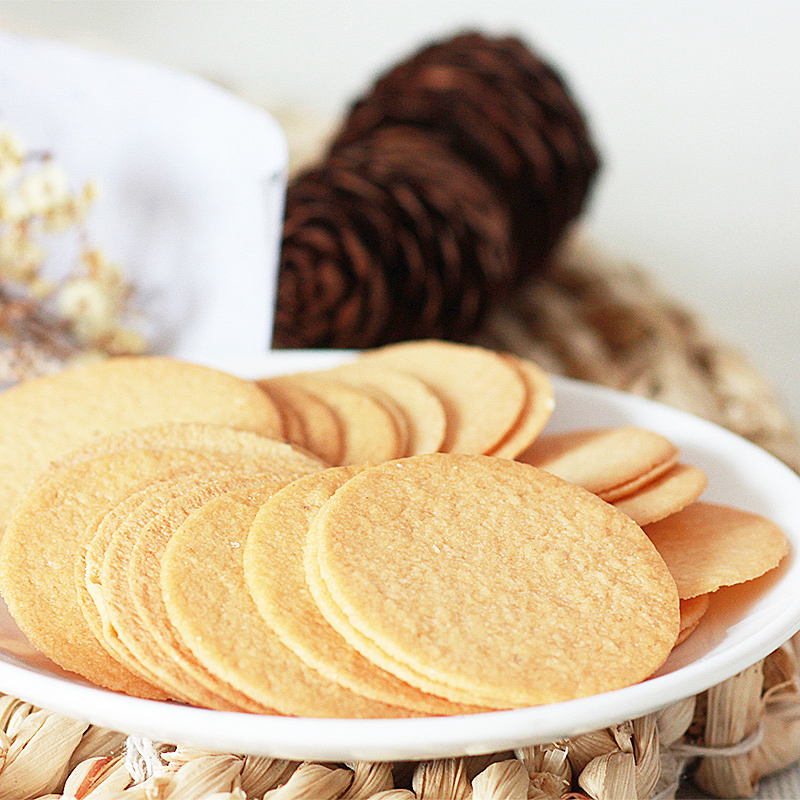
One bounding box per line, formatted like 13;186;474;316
274;31;600;348
277;131;510;347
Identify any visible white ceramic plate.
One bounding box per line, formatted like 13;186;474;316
0;31;287;357
0;350;798;762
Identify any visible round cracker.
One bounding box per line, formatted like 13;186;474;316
0;357;284;528
83;488;188;696
486;355;554;459
676;593;711;647
314;378;411;464
272;397;308;449
598;456;679;502
644;502;789;599
613;464;708;526
57;421;323;471
245;466;486;715
259;378;344;465
116;470;316;710
272;374;403;464
160;480;410;718
75;426;324;678
517;427;678;498
679;594;710;634
307;453;679;708
92;481;248;709
319;364;447;455
101;469;311;711
358;341;527;454
0;448;227;697
675;619;702;647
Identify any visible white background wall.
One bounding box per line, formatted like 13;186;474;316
1;1;798;422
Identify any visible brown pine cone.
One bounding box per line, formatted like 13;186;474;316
275;129;513;348
274;30;600;348
329;30;599;275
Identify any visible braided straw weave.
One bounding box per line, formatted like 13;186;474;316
1;235;798;799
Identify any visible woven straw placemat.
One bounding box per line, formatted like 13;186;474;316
1;235;799;800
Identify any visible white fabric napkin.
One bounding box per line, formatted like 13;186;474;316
0;31;287;358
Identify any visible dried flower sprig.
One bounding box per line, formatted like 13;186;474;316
0;124;147;388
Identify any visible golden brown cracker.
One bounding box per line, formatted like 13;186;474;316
358;341;527;454
675;619;702;647
319;364;447;455
613;464;708;526
679;594;710;636
0;448;225;697
486;355;555;459
273;397;308;448
517;427;678;498
259;377;345;464
245;466;486;714
82;489;182;694
96;477;270;710
644;502;789;599
160;480;411;718
598;456;680;502
360;386;412;459
0;357;284;528
57;422;323;471
74;426;324;684
675;593;711;647
102;470;311;712
272;374;403;464
307;453;679;708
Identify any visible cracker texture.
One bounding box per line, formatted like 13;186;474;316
308;453;679;707
645;502;789;598
0;358;284;527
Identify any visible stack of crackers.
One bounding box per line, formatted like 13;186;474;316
0;341;788;716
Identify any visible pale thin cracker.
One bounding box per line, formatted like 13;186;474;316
160;479;411;718
75;425;324;684
486;355;554;459
644;502;789;599
259;378;344;464
82;488;187;695
0;357;283;528
307;453;679;708
319;364;447;455
57;422;320;470
358;341;527;453
245;466;486;715
676;595;711;647
102;470;311;711
613;464;708;526
679;594;710;635
272;374;403;464
0;448;225;697
598;456;679;502
517;427;678;498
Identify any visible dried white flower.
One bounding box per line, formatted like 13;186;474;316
0;127;24;190
0;122;147;376
15;160;69;217
57;278;116;343
0;224;45;282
